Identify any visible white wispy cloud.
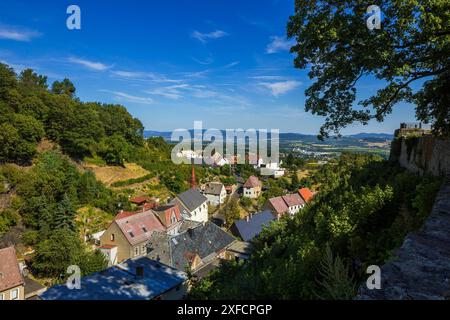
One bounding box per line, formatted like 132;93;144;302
191;56;214;65
111;70;181;83
266;36;295;54
145;84;190;100
223;61;240;69
0;25;41;42
259;80;301;96
191;30;228;43
68;57;112;71
100;90;153;105
249;75;285;80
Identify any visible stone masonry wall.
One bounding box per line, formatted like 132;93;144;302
357;176;450;300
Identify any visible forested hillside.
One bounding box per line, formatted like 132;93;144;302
189;154;442;299
0;62;158;284
0;62;232;285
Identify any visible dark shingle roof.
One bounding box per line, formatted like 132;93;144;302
231;210;275;242
203;182;225;196
147;221;235;271
174;188;208;212
40;257;186;300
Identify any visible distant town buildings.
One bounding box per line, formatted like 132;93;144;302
255;158;285;178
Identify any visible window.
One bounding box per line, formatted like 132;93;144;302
170;211;177;224
0;293;4;300
110;234;115;241
142;226;148;233
135;247;139;256
129;231;135;238
142;245;146;254
10;288;19;300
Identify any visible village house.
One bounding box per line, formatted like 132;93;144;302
40;257;187;300
146;220;236;278
298;187;315;203
203;182;227;206
255;158;285;178
265;193;305;218
99;204;183;264
243;175;262;199
0;246;46;300
224;241;252;262
230;210;275;242
0;246;24;301
170;188;209;223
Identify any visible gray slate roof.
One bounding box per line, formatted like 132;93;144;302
173;188;208;212
231;210;275;242
147;221;235;271
40;257;186;300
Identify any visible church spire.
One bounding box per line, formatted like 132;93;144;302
191;165;196;189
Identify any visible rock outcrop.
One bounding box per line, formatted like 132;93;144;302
393;135;450;177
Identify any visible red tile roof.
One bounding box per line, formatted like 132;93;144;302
267;196;289;214
114;211;137;220
244;176;262;188
0;246;24;292
298;188;314;203
99;245;117;249
130;196;151;205
282;193;305;207
115;210;166;246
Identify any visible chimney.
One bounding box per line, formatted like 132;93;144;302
136;265;144;278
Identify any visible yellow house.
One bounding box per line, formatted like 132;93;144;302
243;176;262;199
0;246;25;301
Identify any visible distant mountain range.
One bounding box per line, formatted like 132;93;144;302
144;130;394;142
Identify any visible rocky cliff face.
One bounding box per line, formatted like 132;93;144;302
392;135;450;177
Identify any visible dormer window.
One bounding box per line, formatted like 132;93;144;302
129;231;135;238
170;211;177;224
142;226;148;233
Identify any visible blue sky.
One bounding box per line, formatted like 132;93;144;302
0;0;418;134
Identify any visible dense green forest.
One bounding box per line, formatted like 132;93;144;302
0;62;229;284
0;63;144;165
189;154;442;299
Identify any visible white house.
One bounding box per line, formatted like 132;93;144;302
203;182;227;206
259;159;285;178
171;188;209;223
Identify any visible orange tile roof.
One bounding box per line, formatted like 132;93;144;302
298;188;314;203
